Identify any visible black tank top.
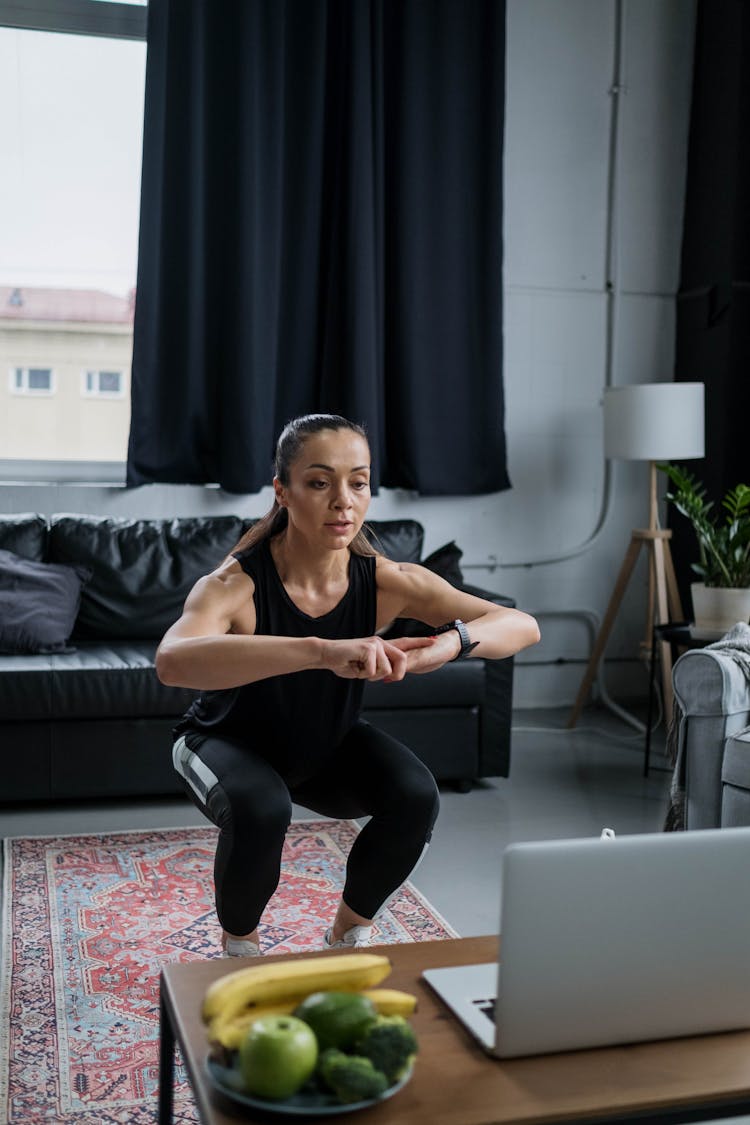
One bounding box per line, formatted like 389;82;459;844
174;537;378;784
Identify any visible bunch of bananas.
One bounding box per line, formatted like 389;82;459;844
202;952;418;1052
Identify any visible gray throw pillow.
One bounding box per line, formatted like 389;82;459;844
0;549;91;654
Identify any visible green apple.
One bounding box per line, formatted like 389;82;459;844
237;1014;319;1100
294;991;377;1050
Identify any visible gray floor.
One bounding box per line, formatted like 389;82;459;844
0;705;672;938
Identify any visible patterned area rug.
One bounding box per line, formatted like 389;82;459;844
0;820;456;1124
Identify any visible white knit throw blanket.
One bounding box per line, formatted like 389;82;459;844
664;621;750;831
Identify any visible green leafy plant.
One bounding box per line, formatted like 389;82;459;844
658;462;750;588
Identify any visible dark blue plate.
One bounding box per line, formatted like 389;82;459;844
205;1056;413;1116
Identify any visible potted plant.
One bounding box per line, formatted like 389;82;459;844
658;462;750;632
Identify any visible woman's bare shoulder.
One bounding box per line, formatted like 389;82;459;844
374;555;434;622
159;556;255;642
375;553;426;587
188;556;254;609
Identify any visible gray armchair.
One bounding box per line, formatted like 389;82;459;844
667;624;750;830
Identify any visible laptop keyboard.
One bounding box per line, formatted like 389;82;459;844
472;997;496;1023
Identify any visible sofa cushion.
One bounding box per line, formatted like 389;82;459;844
0;549;91;654
362;707;479;781
0;513;48;560
722;728;750;791
363;659;485;709
48;515;246;640
0;642;196;721
722;728;750;827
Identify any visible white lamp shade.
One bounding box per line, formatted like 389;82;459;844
603;382;705;461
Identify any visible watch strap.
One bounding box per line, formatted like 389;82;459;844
434;619;479;660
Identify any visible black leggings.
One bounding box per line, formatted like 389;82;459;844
172;720;440;936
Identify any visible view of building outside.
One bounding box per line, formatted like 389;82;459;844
0;21;146;467
0;286;134;460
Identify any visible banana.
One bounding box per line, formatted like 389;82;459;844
207;988;418;1052
207;1001;296;1050
205;979;417;1052
201;952;392;1023
360;987;418;1016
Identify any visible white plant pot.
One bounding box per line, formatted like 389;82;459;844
690;582;750;634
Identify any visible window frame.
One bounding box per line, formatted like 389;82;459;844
0;459;127;483
9;365;56;395
0;0;146;41
0;0;145;485
81;368;126;398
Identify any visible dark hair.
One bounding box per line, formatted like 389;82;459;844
231;414;377;556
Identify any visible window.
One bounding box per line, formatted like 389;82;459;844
0;2;146;481
82;369;124;397
10;366;54;394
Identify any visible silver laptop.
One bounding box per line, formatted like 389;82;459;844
423;826;750;1058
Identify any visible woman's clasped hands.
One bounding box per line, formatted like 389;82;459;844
322;631;460;682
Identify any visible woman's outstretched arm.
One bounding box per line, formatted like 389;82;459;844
156;559;434;690
375;557;540;674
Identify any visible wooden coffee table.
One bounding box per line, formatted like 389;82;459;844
159;936;750;1124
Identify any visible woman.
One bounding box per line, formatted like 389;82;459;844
157;414;540;956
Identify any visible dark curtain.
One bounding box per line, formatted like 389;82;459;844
671;0;750;602
127;0;509;496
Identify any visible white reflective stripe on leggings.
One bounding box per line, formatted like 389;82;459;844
172;735;220;804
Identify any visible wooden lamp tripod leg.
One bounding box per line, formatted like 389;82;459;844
651;536;674;720
650;532;684;724
567;534;644;728
663;538;684;622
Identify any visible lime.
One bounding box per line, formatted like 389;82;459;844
238;1014;318;1100
293;991;377;1051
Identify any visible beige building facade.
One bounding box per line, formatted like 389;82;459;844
0;286;134;463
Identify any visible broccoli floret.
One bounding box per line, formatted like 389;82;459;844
318;1047;389;1104
355;1014;418;1083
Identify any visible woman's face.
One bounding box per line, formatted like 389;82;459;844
274;428;372;550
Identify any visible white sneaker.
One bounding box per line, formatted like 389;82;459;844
222;937;262;958
323;925;372;949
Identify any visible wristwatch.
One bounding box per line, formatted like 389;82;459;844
434;619;480;660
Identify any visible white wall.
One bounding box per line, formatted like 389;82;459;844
0;0;697;710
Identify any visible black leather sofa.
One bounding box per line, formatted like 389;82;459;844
0;513;515;803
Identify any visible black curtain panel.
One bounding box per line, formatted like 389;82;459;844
127;0;509;496
670;0;750;601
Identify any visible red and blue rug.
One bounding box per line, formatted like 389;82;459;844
0;819;456;1124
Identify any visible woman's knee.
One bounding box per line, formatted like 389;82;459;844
414;766;441;828
344;724;441;828
208;773;292;838
389;759;440;831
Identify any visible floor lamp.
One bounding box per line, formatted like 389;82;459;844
568;382;705;729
